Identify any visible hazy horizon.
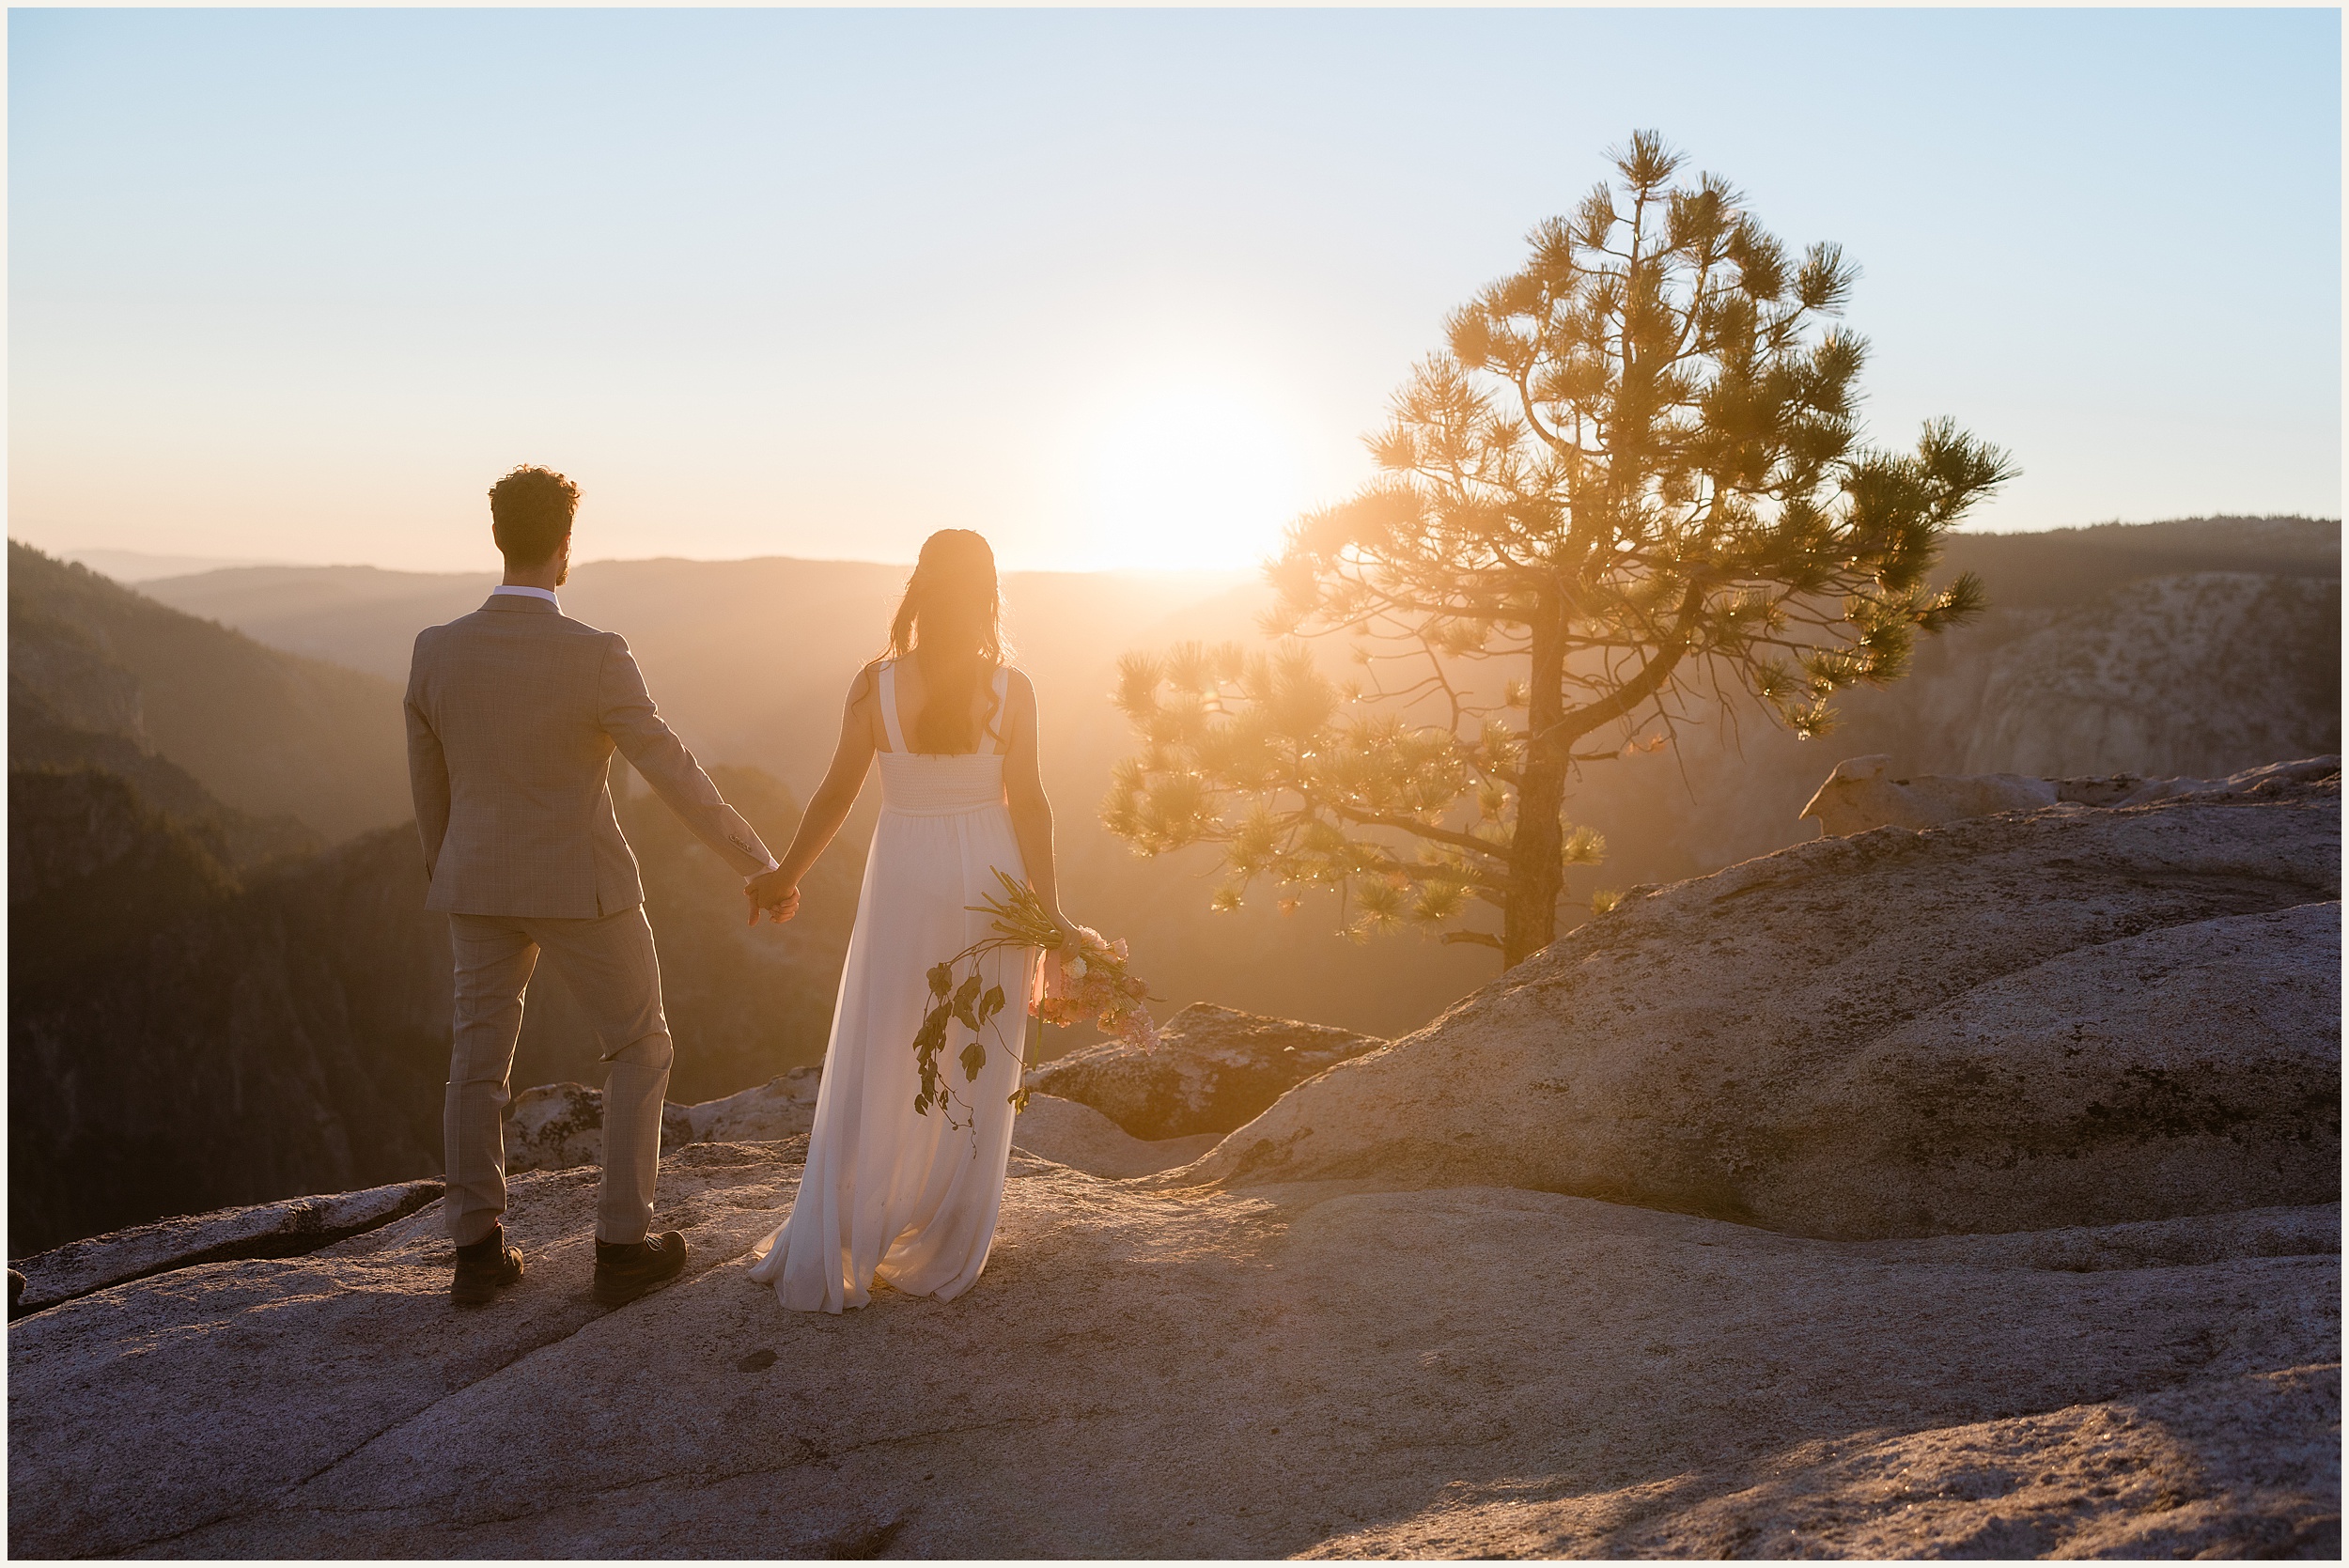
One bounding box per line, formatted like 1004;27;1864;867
24;510;2345;588
10;8;2341;574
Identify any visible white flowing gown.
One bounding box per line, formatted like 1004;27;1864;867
747;661;1038;1312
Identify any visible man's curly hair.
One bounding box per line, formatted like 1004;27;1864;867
488;465;580;568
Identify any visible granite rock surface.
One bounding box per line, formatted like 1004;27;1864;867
12;756;2340;1558
1183;777;2341;1239
7;1147;2335;1558
1027;1001;1385;1141
1802;753;2341;837
8;1179;443;1318
1013;1094;1221;1179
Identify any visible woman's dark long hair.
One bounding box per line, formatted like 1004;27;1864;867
886;529;1003;753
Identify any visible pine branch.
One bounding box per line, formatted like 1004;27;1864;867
1322;800;1514;861
1531;579;1707;753
1440;930;1506;951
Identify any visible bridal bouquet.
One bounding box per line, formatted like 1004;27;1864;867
912;868;1159;1128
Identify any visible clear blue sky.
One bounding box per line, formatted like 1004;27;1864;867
9;7;2341;572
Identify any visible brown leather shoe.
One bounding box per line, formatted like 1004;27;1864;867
593;1230;688;1307
452;1225;525;1307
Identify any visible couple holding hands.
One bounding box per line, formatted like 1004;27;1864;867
406;465;1068;1316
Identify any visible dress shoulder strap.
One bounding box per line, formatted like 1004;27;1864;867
878;660;909;754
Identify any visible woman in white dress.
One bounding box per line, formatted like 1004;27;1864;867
742;529;1073;1312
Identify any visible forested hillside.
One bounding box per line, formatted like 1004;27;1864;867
7;753;857;1253
10;543;410;840
9;779;447;1254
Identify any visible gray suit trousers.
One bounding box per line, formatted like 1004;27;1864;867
444;906;673;1247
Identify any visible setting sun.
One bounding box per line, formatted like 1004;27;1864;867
1072;381;1315;571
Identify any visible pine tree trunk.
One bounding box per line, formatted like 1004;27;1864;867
1502;601;1567;967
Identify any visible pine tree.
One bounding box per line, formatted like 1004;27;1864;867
1103;132;2014;967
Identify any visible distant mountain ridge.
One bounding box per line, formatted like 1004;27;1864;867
134;557;1250;685
131;516;2341;1019
1933;515;2338;606
132;516;2338;681
53;547;299;583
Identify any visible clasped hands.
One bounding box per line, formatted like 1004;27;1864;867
744;866;1083;947
745;865;801;926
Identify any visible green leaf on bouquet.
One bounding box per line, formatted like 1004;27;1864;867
959;1040;987;1082
927;963;955;998
979;984;1005;1023
952;972;983;1029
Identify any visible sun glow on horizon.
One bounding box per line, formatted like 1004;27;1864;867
1066;380;1318;573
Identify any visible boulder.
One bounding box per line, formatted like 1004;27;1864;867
8;1179;443;1318
676;1066;822;1144
505;1069;824;1175
1012;1094;1220;1179
1802;753;2341;837
4;1147;2334;1557
1183;775;2341;1239
1025;1001;1384;1141
2088;753;2345;807
1800;753;2056;835
501;1081;616;1175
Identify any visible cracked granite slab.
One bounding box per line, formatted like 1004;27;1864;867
7;1142;2335;1558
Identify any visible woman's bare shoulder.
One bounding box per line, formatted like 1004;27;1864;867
846;659;886;706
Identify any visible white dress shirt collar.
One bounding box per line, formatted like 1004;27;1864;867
491;584;561;608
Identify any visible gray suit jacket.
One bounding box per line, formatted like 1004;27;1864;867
404;594;773;917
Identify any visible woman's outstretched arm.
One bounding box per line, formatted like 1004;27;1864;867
747;665;879;923
1002;669;1074;943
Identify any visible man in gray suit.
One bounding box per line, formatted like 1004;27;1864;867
406;465;797;1307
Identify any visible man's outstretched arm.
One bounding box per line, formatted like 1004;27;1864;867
596;634;776;877
404;649;451;883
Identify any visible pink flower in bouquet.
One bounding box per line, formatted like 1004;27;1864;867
914;868;1165;1128
1019;917;1161;1052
